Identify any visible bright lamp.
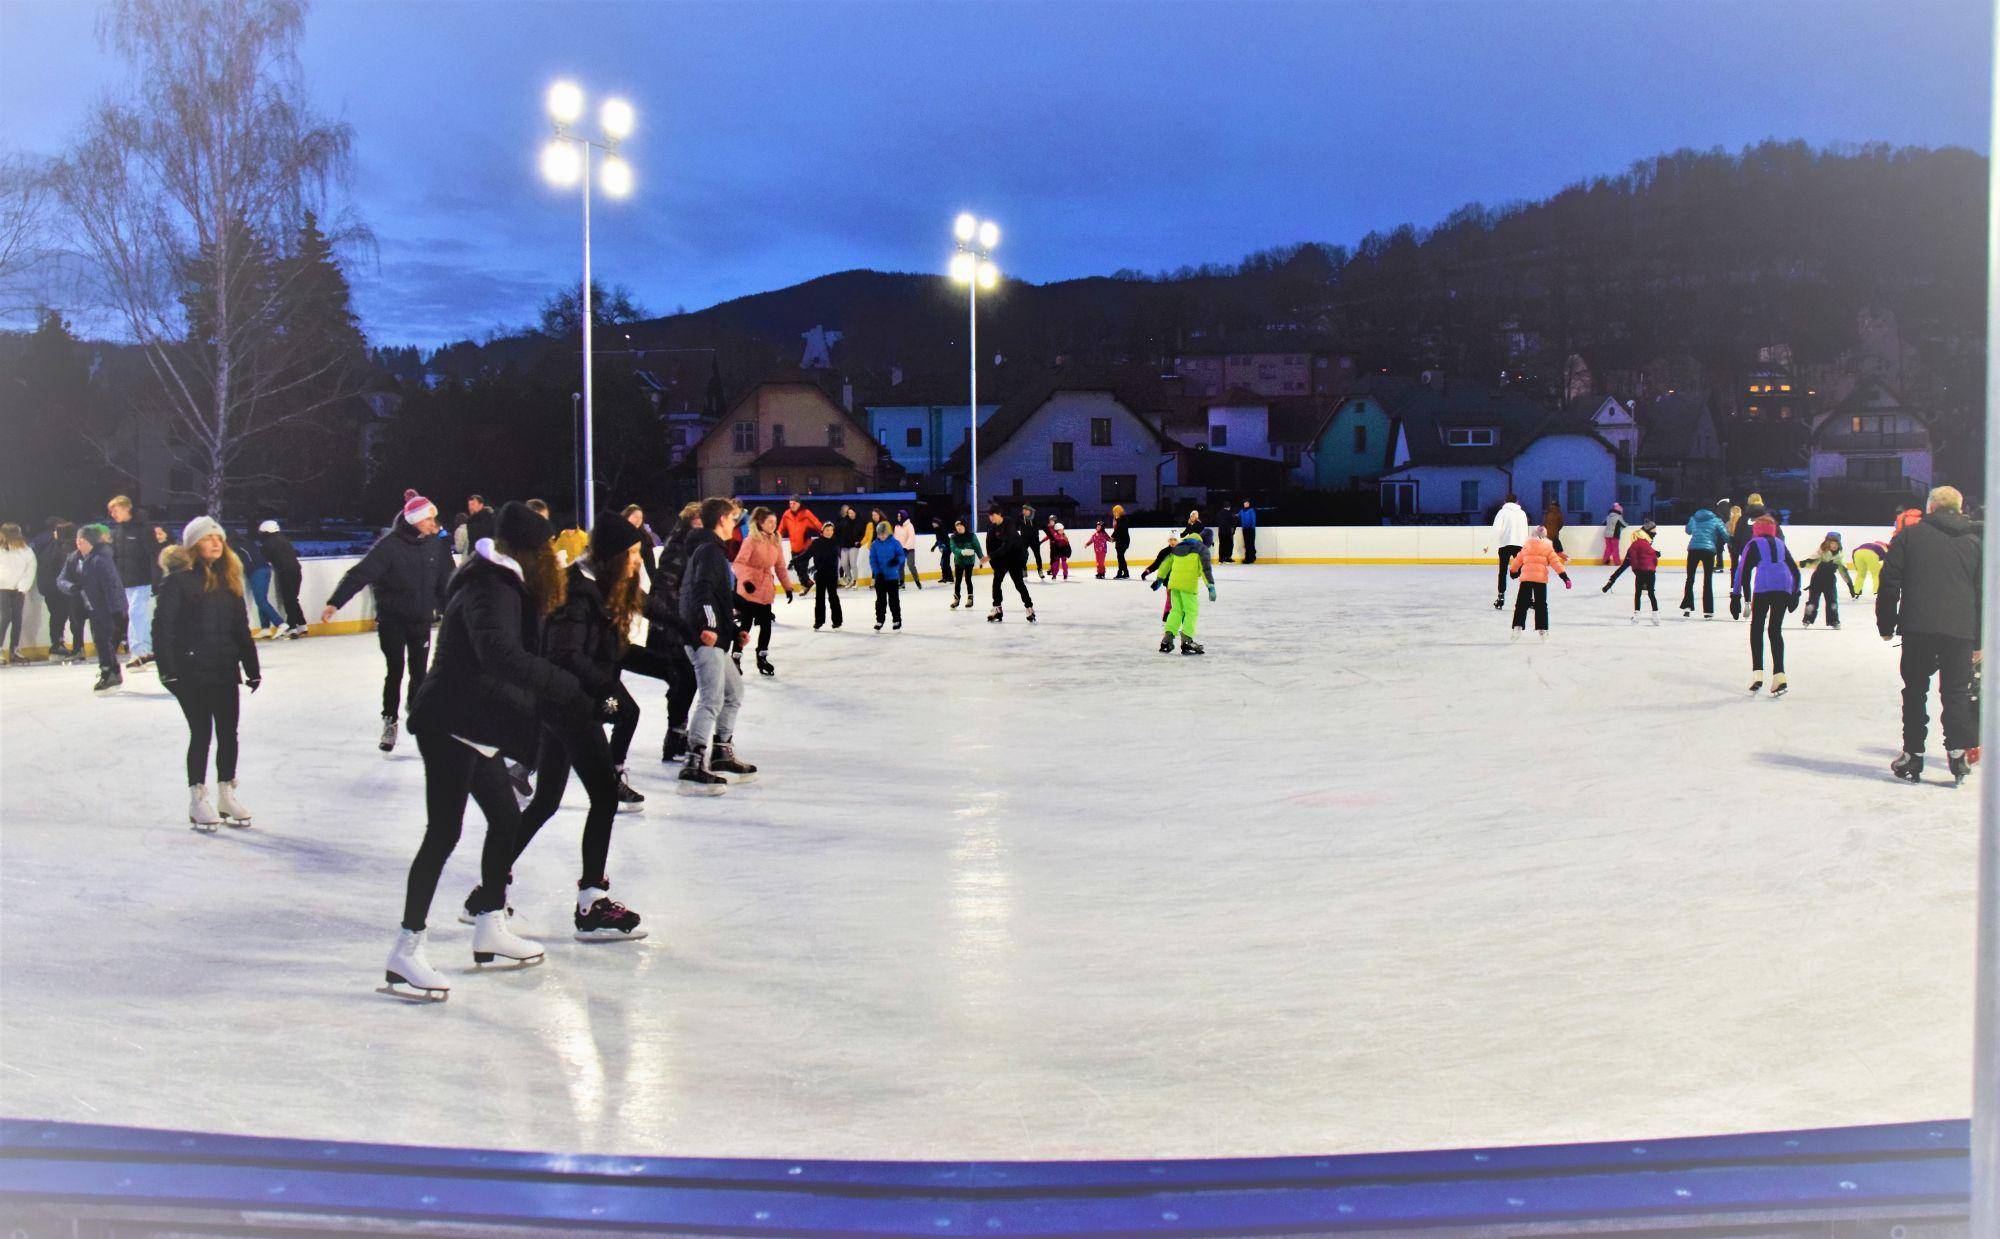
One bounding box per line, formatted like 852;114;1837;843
600;155;633;198
978;220;999;251
954;213;977;243
978;260;999;289
547;80;585;125
949;252;976;284
600;98;634;140
541;139;582;186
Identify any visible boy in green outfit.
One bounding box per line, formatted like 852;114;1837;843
1150;531;1215;655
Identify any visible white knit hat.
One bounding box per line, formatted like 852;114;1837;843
181;515;224;548
257;519;280;534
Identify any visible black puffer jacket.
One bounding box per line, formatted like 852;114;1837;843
409;551;586;762
644;522;697;647
983;520;1026;567
153;558;260;687
325;520;451;623
543;561;681;697
260;530;302;587
677;530;740;646
109;516;155;586
464;507;496;549
1878;508;1983;643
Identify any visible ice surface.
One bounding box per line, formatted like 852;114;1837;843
0;565;1977;1160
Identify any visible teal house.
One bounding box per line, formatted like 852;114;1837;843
1309;375;1420;491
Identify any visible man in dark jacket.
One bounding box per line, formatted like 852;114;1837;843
67;523;128;692
676;497;754;789
646;503;702;760
463;494;496;552
106;495;157;665
32;519;84;658
323;489;454;751
257;520;308;635
982;506;1035;621
807;518;845;630
1880;485;1983;785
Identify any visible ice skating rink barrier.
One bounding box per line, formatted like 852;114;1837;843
0;524;1895;657
0;1117;1972;1236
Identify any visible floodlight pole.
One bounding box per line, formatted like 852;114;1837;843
968;275;979;522
1971;12;1998;1230
580;145;594;530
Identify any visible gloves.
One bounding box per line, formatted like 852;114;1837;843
1788;594;1800;613
1150;579;1163;591
1851;589;1861;600
245;676;260;693
784;588;794;604
1560;575;1572;590
1207;586;1216;602
1509;568;1521;580
1730;595;1742;620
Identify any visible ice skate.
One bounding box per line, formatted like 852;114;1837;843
1537;630;1548;642
614;765;645;812
756;652;776;677
1159;633;1175;653
379;929;449;1002
678;746;727;795
92;668;122;694
1025;608;1037;623
987;607;1002;622
662;728;688;763
1802;602;1818;626
216;780;252;827
188;784;221;832
1179;637;1205;656
505;759;533;801
950;596;961;609
471;909;544;968
1649;614;1660;626
456;882;515;925
575;884;648;943
874;621;883;631
285;624;308;639
378;714;398;753
1891;751;1924;783
1493;595;1504;610
710;741;758;783
1769;673;1788;698
1630;613;1640;624
1947;750;1972;787
1747;675;1764;694
1509;628;1523;642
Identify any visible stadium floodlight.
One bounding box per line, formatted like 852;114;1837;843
600;98;634;141
547;80;585;126
951;213;1004;518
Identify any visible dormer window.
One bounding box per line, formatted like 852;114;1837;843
1444;427;1496;447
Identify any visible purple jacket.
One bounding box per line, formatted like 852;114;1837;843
1733;535;1800;597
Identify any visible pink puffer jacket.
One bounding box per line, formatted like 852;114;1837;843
732;534;793;606
1509;537;1568;584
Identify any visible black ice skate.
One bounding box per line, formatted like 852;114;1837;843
1180;637;1205;656
506;759;533;800
92;668;122;694
987;607;1003;622
378;714;398;752
678;747;727;795
756;652;776;677
614;765;645;812
575;883;648;942
1948;750;1972;787
662;728;688;763
710;741;758;783
1159;633;1175;653
1025;609;1037;623
1891;751;1925;783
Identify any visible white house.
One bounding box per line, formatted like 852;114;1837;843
1580;396;1640;466
946;377;1176;515
1374;385;1626;522
1806;378;1933;510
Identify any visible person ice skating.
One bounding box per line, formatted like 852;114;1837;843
733;507;795;676
1019;504;1045;578
1880;486;1982;785
777;496;823;588
1601;521;1661;622
648;502;702;762
1111;504;1133;578
0;523;33;665
66;523;127;692
679;497;758;793
1540;500;1566;555
893;510;924;589
1045;519;1072;580
1182;510;1213;553
983;507;1036;622
807;517;846;629
256;520;308;636
34;519;84;661
1507;526;1570;639
105;496;157;667
870;520;906;630
382;501;588;1001
1727;496;1783;619
322;489;454;752
1238;498;1258;564
945;519;980;608
239;519;285;639
1150;529;1215;655
1719;498;1743;582
1733;516;1801;695
1601;503;1628;565
1681;503;1728;617
1850;539;1889;596
1086;521;1111;579
931;517;953;586
1217;501;1237;563
153;517;261;831
1799;533;1858;628
1484;493;1530;609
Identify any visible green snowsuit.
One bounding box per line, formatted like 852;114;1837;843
1157;536;1214;638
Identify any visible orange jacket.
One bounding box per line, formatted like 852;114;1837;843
732;533;794;606
1509;537;1568;584
776;507;823;554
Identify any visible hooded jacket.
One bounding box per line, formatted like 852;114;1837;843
68;541;127;617
983;520;1027;567
1684;509;1728;553
153;555;260;687
259;529;302;586
1509;537;1567;584
1620;533;1659;573
869;536;907;582
1877;507;1982;642
408;546;585;762
1733;533;1801;598
1157;536;1214;592
678;529;741;645
807;526;845;581
947;530;982;565
1489;502;1529;548
325;519;452;623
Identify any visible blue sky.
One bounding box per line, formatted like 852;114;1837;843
2;0;1990;347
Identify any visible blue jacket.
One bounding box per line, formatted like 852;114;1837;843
1684;509;1727;552
1238;507;1257;530
65;543;127;618
868;538;906;582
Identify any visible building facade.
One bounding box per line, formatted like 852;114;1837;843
692;382;875;499
1806;379;1933;510
951;384;1174;516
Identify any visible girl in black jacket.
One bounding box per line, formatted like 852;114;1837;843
648;503;701;761
154;518;262;829
384;502;587;1002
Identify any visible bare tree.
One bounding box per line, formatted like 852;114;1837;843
0;152;57;321
49;0;370;518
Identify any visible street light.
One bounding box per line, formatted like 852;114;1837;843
541;81;636;530
951;213;999;520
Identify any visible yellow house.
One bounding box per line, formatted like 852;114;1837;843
692;381;877;499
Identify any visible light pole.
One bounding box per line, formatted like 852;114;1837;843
950;213;999;520
541;80;635;531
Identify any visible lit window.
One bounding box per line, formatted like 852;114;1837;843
1779;385;1791;392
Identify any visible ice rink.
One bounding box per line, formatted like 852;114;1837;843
0;563;1979;1161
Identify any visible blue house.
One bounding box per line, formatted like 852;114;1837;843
863;372;999;481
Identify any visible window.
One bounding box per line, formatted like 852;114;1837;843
906;426;923;447
1353;424;1367;453
878;428;889;445
1619;482;1641;508
1011;478;1023;496
1780;384;1792;392
1380;480;1415;516
807;476;821;492
731;422;757;453
1090;417;1112;446
1566;481;1586;512
1282;445;1302;468
1211;423;1228;447
770;424;785;448
827;423;845;449
1445;427;1496;447
1541;480;1562;511
1101;474;1137;504
1052;441;1074;472
1459;480;1481;512
731;474;756;494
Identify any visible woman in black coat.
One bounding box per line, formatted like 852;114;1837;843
383;502;588;1002
152;518;261;830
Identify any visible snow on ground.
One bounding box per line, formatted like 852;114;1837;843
0;565;1978;1160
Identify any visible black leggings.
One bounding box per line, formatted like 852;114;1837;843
378;618;431;718
1681;549;1717;614
1632;569;1658;612
660;643;696;734
46;592;85;650
402;732;519;932
737;597;775;654
1114;542;1130;576
0;590;21;651
510;722;620;889
1495;546;1522;597
874;579;902;625
1750;593;1788;673
1511;581;1549;631
814;578;843;628
952;561;974;597
605;677;640;765
991;560;1033;609
171;680;241;784
274;571;306;628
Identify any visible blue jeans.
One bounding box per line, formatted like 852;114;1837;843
124;584;153;656
248;565;283;628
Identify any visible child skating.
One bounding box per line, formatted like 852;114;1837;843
947;520;981;609
1733;516;1802;695
1149;530;1215;655
1600;521;1660;623
1798;532;1858;628
1849;538;1888;596
868;520;905;630
1045;521;1072;580
1086;522;1110;579
1507;525;1570;640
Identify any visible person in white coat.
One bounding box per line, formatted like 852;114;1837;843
893;510;924;589
0;523;36;664
1482;495;1530;610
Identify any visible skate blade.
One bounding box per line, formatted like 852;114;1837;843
222;817;252;828
677;783;727;797
717;771;758;785
379;976;449;1002
189;821;220;834
616;801;646;814
575;928;650;942
472;951;545;969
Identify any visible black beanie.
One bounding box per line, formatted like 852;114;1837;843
495;500;551;551
589;511;644;560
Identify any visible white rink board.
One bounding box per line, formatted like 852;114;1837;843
0;563;1975;1160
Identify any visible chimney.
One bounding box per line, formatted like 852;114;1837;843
841;380;854;412
891;363;904;387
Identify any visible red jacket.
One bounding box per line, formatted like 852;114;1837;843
776;507;823;555
1622;536;1659;573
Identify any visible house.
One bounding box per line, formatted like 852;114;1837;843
1171;349;1351;398
861;372;1000;480
1198;389;1325;488
1578;396;1639;467
1806;378;1933;511
1632;391;1724;505
690;380;876;499
1372;385;1623;523
943;375;1177;516
1308;375;1422;493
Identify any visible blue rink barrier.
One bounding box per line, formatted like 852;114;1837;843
0;1117;1971;1235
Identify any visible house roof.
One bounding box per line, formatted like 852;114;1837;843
940;370;1178;471
1308;374;1427;449
749;445;856;469
718;376;873;436
1384;384;1611;470
1635;391;1711;462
